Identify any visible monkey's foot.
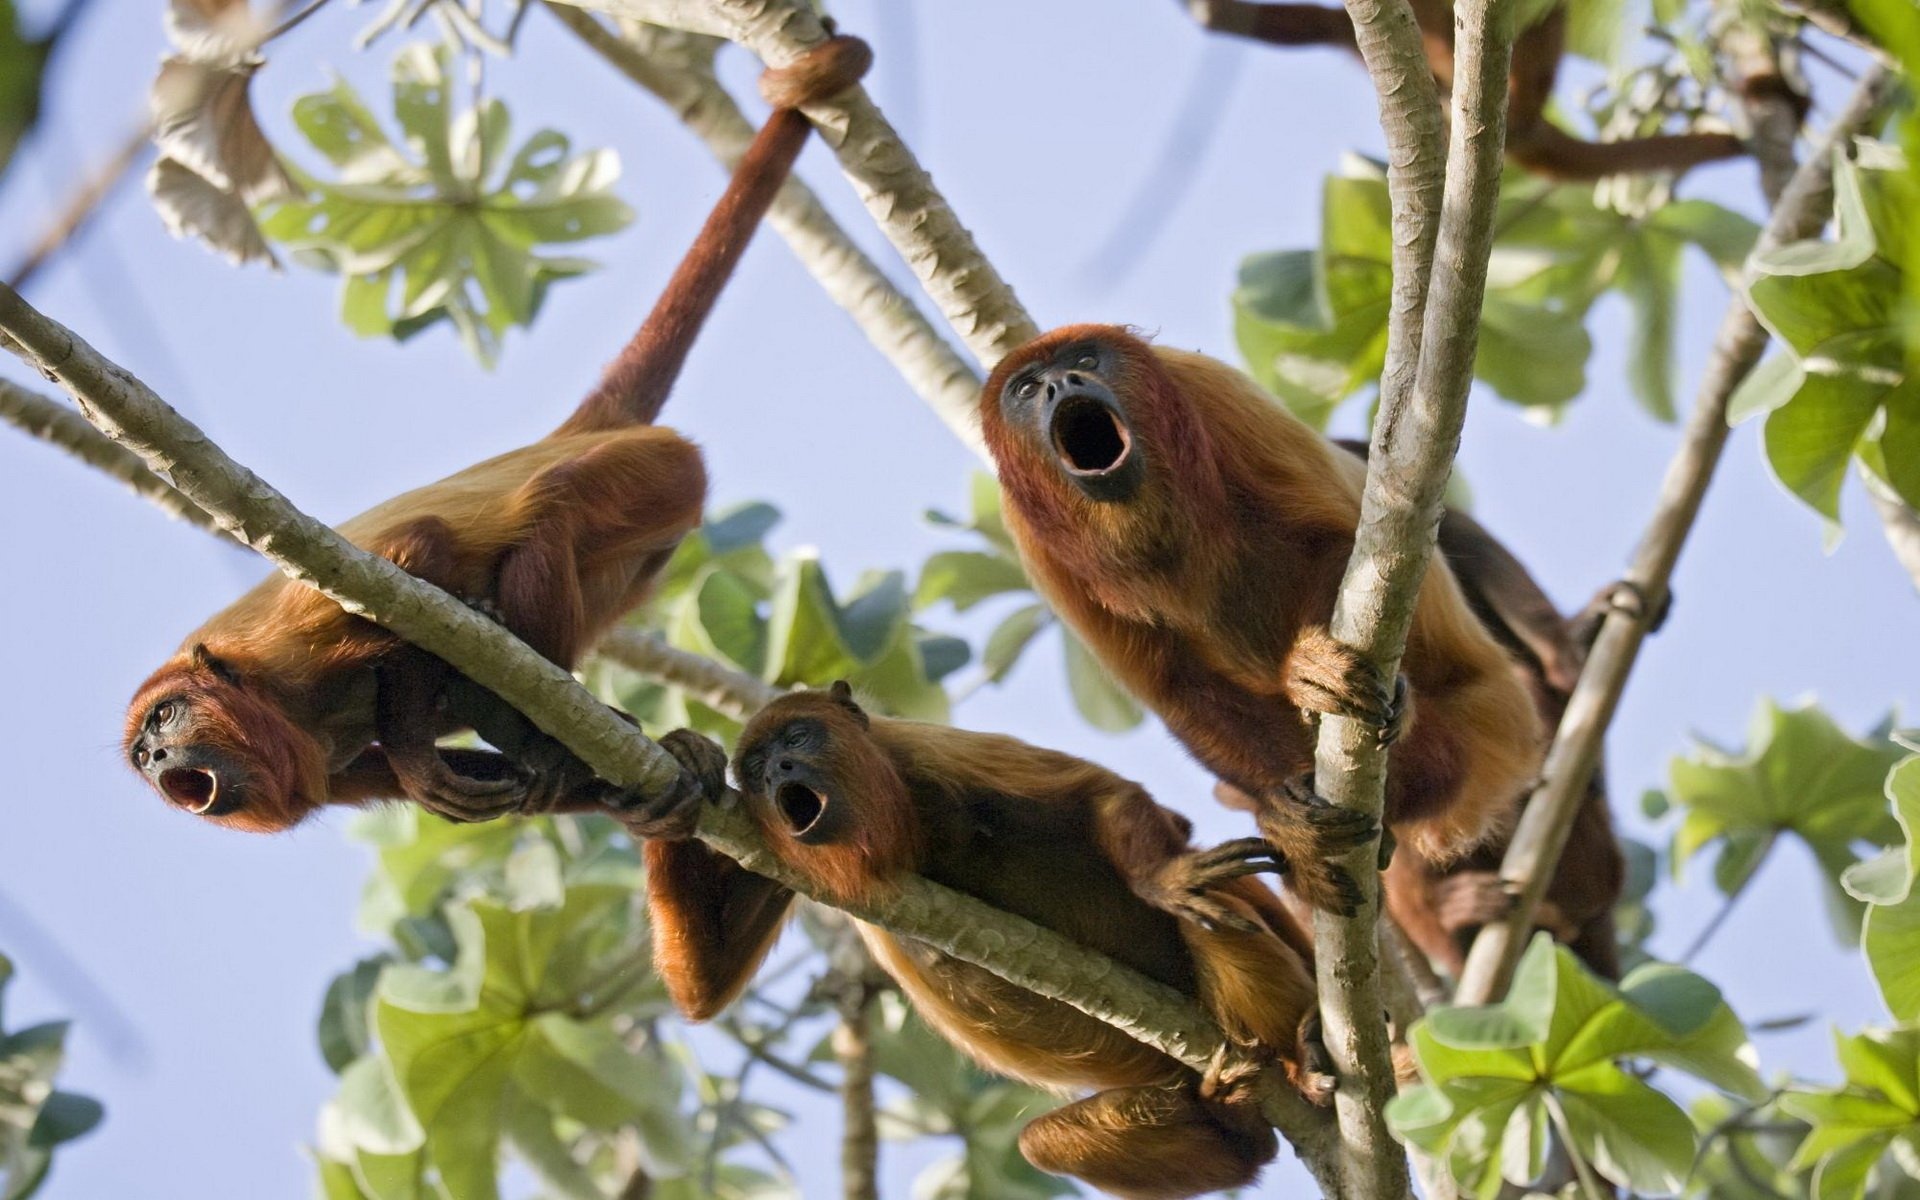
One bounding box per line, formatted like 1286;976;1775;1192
1294;1014;1336;1107
1282;630;1411;744
1199;1045;1268;1111
1135;839;1284;934
398;752;527;824
611;728;726;840
1256;791;1373;915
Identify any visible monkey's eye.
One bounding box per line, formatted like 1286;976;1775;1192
783;728;810;749
1013;378;1039;401
153;701;177;726
1073;352;1098;370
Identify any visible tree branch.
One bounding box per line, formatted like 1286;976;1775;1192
1453;62;1898;1006
0;376;232;542
595;628;783;719
5;126;149;292
0;281;1337;1186
1304;0;1466;1193
575;0;1039;371
545;7;988;455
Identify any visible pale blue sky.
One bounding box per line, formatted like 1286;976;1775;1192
0;2;1913;1197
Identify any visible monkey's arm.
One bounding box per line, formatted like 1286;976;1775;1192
646;838;796;1021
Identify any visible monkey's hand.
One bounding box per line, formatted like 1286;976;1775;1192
1432;872;1576;943
1255;782;1375;916
391;748;528;824
1133;839;1284;934
612;728;726;840
1290;1014;1336;1108
1282;629;1412;746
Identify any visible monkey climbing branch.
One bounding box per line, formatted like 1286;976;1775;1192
1453;62;1898;1007
0;281;1341;1194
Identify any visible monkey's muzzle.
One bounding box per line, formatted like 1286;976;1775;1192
1047;387;1141;501
774;779;831;841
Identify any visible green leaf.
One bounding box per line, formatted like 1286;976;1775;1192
1783;1028;1920;1200
1742;149;1920;524
261;45;632;364
1663;699;1904;936
1395;938;1761;1195
913;551;1031;613
1848;757;1920;1021
980;603;1050;683
319;956;391;1073
1062;628;1143;732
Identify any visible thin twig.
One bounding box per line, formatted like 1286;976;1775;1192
1453;63;1898;1006
6;127;149;292
0;280;1339;1187
595;627;783;719
0;377;232;541
545;7;988;455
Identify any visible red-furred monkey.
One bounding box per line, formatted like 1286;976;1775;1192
980;325;1546;916
122;36;873;834
645;685;1323;1200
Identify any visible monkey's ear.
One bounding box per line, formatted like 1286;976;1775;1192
191;643;243;686
826;680;868;727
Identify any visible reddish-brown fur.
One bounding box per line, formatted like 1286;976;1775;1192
1210;0;1758;181
124;37;873;833
646;687;1320;1200
979;326;1545;913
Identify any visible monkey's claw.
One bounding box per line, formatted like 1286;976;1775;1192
1136;838;1284;934
1284;632;1403;733
405;755;527;824
613;728;726;840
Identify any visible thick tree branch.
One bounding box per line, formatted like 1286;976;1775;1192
595;628;783;719
567;0;1039;371
545;7;987;455
1453;63;1898;1006
0;376;231;541
1303;0;1474;1194
0;283;1337;1186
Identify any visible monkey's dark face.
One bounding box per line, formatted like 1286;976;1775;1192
125;647;323;833
992;336;1143;502
734;715;851;845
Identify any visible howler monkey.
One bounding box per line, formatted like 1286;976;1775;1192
979;325;1544;915
1210;443;1627;976
1192;0;1769;182
122;35;874;834
645;684;1322;1200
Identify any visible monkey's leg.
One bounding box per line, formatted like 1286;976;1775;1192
1192;0;1359;49
1017;1080;1277;1200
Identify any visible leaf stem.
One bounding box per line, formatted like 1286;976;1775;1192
1679;831;1775;965
1544;1090;1610;1200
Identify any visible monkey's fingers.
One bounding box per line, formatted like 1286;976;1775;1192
1285;634;1398;729
1376;675;1412;747
611;772;703;840
1295;798;1379;853
658;728;730;799
1293;1014;1337;1108
1173;893;1266;936
1185;837;1286;872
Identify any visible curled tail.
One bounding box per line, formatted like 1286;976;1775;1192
554;33;874;436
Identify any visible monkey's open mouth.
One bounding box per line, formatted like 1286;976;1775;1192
160;767;222;814
1051;395;1131;475
775;781;827;837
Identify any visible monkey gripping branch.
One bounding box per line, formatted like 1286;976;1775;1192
0;280;1344;1193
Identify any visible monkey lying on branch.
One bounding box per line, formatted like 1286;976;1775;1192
121;36;874;834
645;684;1326;1200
